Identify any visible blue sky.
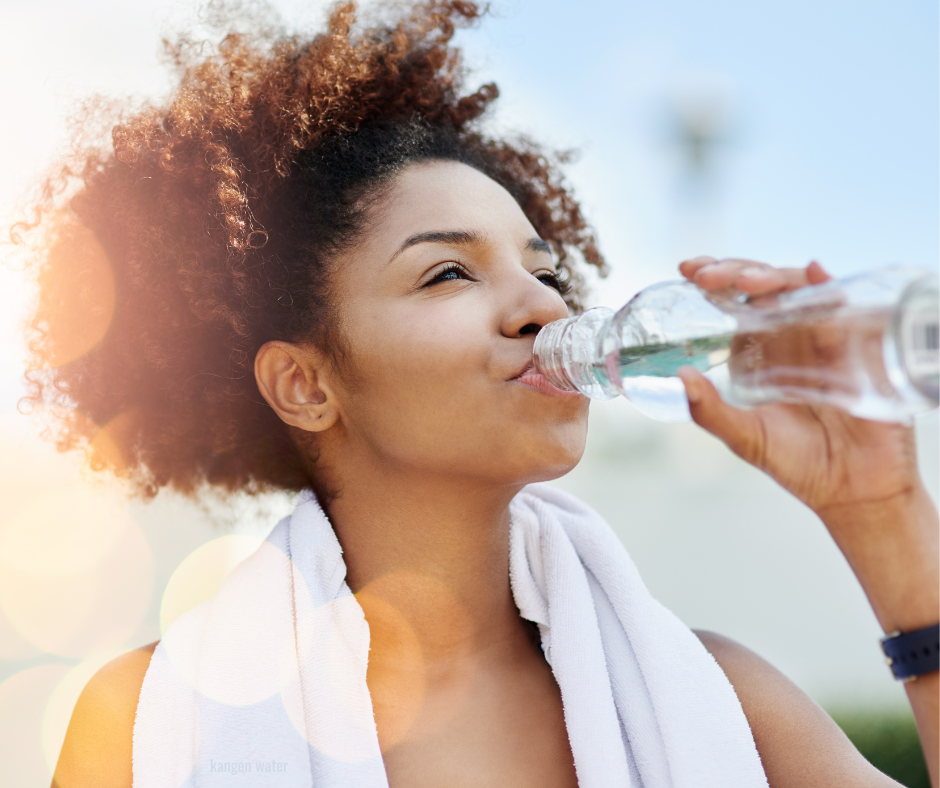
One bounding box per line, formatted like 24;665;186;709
453;0;939;303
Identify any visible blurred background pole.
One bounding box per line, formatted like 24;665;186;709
664;70;737;262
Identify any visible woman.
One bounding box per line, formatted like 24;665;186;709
19;2;936;786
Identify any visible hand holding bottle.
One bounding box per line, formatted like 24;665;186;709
675;256;923;518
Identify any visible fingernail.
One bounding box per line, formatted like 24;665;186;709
692;262;717;281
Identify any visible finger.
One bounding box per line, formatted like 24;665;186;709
806;260;832;285
700;262;813;296
692;259;764;290
737;262;834;295
737;261;833;294
677;367;764;467
679;256;718;280
735;266;810;295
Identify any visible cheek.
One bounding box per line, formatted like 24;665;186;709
338;298;589;478
341;297;494;436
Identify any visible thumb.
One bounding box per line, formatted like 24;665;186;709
677;367;765;467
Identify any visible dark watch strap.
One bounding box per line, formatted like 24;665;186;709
881;624;940;681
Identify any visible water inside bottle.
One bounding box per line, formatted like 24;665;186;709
596;304;939;423
605;335;734;378
591;336;733;422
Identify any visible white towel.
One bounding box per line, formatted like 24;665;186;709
133;484;768;787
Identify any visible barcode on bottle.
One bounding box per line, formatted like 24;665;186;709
914;319;938;351
907;314;940;377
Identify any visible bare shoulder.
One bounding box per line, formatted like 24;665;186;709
693;630;900;788
52;641;158;788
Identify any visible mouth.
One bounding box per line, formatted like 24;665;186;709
511;363;583;399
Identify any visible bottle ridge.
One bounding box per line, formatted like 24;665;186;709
533;266;939;423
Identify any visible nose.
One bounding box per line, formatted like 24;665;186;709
501;269;570;339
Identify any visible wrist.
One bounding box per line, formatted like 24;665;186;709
881;624;940;682
818;484;939;635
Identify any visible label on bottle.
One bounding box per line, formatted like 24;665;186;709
903;309;940;379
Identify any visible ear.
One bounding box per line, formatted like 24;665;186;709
254;341;341;433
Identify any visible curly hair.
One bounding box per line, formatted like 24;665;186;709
13;0;605;500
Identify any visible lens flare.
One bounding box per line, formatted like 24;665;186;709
159;533;264;635
0;485;127;576
0;486;153;657
353;590;425;751
355;571;476;746
0;601;44;660
161;540;307;707
86;408;142;476
281;593;379;763
0;664;71;786
42;650;125;777
41;223;116;368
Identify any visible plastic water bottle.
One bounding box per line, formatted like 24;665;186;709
533;266;939;423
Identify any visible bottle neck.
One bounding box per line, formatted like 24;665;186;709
533;308;619;400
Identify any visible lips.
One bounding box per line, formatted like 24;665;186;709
511;363;582;399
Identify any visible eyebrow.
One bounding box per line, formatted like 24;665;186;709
388;229;552;265
526;237;552;255
388;229;485;265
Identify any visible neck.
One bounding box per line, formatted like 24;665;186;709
313;439;549;752
324;460;526;664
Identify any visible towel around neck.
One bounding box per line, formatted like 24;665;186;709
133;484;768;787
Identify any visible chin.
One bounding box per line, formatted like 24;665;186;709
521;461;581;486
512;429;587;485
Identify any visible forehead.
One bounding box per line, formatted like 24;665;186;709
364;160;535;255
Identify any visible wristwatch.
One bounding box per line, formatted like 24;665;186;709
881;624;940;682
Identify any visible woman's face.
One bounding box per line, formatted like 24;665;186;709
325;160;590;487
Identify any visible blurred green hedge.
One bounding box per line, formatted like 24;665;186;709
829;709;929;788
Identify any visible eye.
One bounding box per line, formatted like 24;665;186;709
425;262;472;287
536;269;572;296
